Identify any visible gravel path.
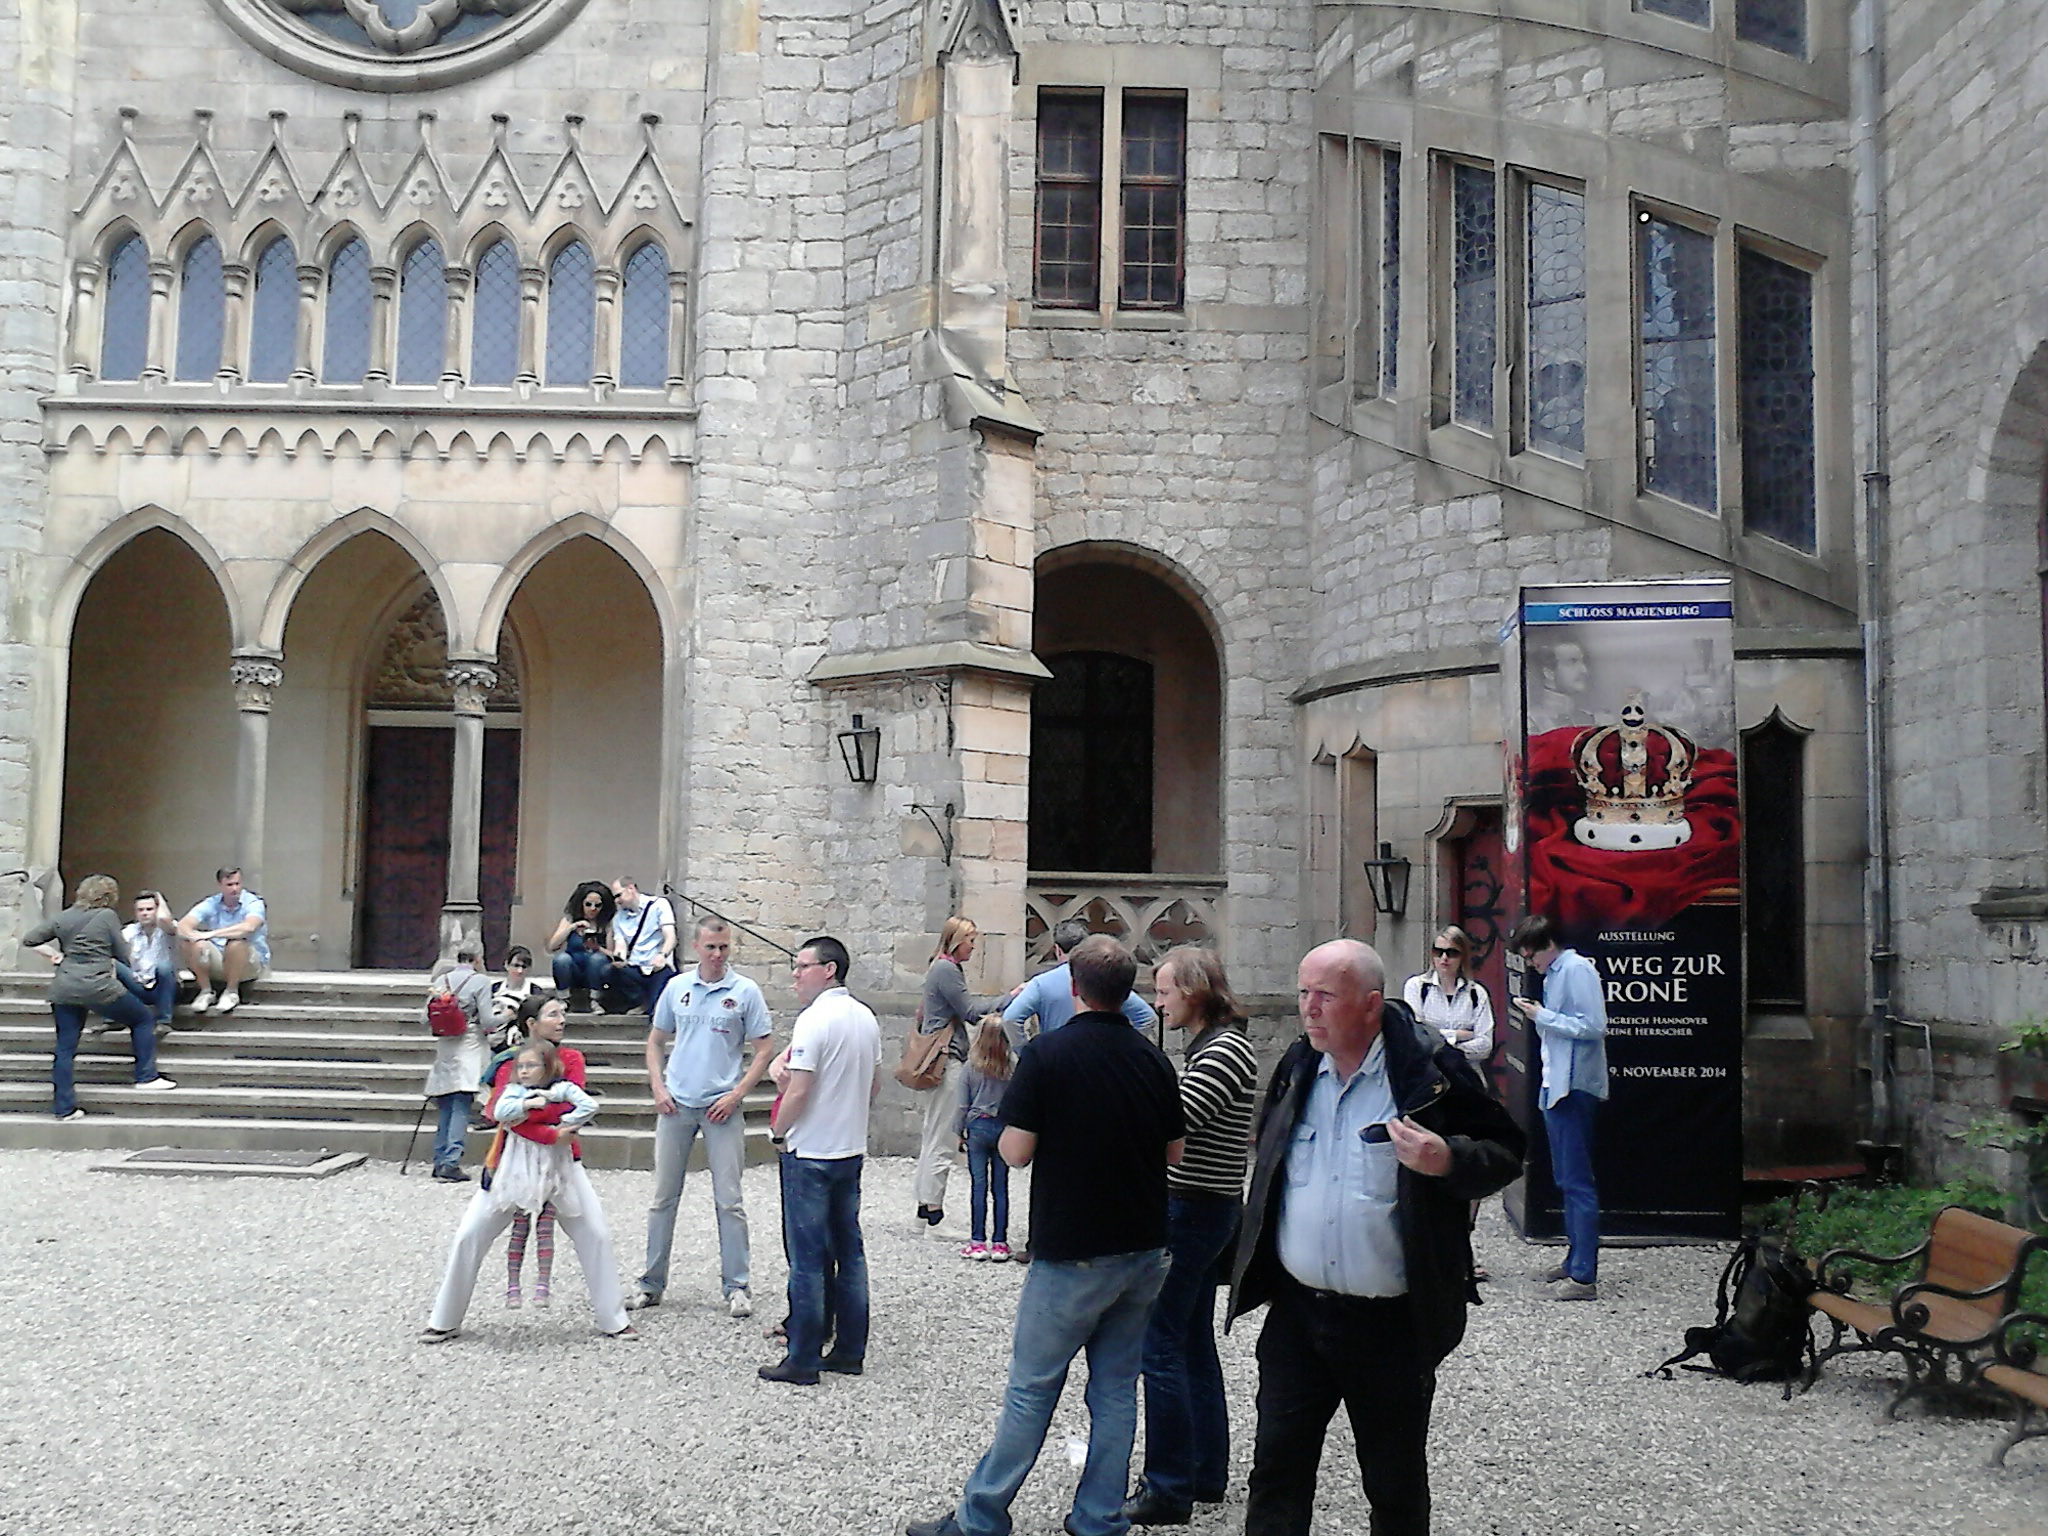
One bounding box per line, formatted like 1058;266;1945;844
6;1149;2046;1535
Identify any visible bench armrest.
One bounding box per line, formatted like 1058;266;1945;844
1891;1276;2021;1342
1815;1237;1928;1296
1993;1311;2048;1370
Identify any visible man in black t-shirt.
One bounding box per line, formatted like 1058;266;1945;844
907;936;1185;1536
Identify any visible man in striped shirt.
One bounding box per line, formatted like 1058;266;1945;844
1124;946;1261;1526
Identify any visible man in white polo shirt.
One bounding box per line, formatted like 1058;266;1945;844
760;934;880;1386
631;916;775;1319
606;877;677;1014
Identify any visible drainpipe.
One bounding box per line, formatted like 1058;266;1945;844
1851;0;1897;1146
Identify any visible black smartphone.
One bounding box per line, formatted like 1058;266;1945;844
1360;1122;1392;1145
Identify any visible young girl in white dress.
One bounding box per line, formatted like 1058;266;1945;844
486;1041;599;1223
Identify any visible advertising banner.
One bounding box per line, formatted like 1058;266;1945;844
1500;582;1742;1242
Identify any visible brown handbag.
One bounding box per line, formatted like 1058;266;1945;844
894;1009;955;1092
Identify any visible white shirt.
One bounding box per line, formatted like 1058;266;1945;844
122;920;177;985
782;987;880;1161
611;896;675;971
1402;973;1494;1067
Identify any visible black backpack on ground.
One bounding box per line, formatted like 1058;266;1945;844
1651;1229;1815;1384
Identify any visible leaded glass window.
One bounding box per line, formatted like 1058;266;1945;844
619;241;670;390
1119;94;1186;310
1639;215;1717;509
1739;248;1816;550
470;238;519;386
396;238;446;385
545;239;594;387
1526;183;1587;458
248;236;298;383
322;236;372;384
175;234;224;381
1451;162;1496;431
1036;92;1104;309
99;234;149;381
1737;0;1805;56
1028;651;1154;874
1382;150;1401;395
1640;0;1710;23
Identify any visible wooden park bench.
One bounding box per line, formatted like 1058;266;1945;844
1802;1205;2044;1417
1983;1311;2048;1466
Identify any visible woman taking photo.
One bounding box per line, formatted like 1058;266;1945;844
546;882;615;1013
30;874;174;1120
1402;925;1494;1069
911;916;1002;1227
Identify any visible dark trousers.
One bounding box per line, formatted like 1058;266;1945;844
51;992;159;1117
782;1152;869;1373
1138;1193;1240;1506
1246;1280;1434;1536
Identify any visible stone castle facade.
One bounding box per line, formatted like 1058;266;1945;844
0;0;2039;1184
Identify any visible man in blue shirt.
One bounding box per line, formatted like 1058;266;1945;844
1509;914;1609;1301
631;917;774;1318
1001;919;1157;1048
176;866;269;1015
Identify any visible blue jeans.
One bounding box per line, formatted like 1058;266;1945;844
119;964;177;1028
432;1091;470;1172
956;1247;1172;1536
551;947;611;993
1544;1090;1601;1283
1139;1195;1241;1506
607;963;675;1014
966;1116;1009;1244
783;1153;869;1373
51;992;158;1117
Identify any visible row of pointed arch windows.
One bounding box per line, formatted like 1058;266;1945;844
91;227;676;391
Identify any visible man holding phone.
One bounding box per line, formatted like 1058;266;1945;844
1225;939;1523;1536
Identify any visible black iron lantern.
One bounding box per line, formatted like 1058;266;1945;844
837;713;881;784
1361;841;1411;917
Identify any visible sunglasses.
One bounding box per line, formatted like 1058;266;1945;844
1431;947;1460;958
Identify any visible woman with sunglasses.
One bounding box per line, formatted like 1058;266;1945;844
1402;925;1494;1069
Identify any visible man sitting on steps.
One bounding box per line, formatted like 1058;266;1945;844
177;866;269;1016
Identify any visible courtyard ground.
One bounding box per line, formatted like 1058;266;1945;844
5;1148;2046;1536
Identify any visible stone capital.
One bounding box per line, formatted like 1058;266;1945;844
231;657;284;711
447;662;498;717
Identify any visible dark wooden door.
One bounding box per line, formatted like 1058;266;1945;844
480;729;521;969
359;725;451;968
1454;806;1510;1093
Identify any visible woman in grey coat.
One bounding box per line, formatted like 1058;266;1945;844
27;874;173;1120
913;916;1003;1226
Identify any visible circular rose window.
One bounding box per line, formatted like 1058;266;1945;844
210;0;590;91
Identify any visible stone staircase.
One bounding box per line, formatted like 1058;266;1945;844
0;970;780;1169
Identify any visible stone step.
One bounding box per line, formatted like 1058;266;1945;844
0;1024;658;1061
0;1107;777;1171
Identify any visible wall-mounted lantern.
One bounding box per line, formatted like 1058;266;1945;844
837;713;881;784
1362;841;1412;918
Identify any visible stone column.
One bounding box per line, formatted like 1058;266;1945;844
441;264;470;388
292;263;321;383
229;656;283;892
666;268;690;388
592;263;620;392
68;261;101;380
439;661;495;960
516;265;544;388
218;262;250;384
142;258;173;382
365;264;396;384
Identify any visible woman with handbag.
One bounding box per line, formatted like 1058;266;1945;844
909;916;1002;1228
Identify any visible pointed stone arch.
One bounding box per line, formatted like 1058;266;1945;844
258;507;462;654
473;512;677;657
49;505;245;651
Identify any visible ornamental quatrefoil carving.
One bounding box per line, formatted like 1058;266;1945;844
271;0;537;55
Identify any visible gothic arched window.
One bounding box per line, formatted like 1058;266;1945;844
174;234;225;381
396;237;446;385
248;235;298;383
619;240;669;390
323;235;372;383
99;233;149;381
545;239;595;387
470;238;518;386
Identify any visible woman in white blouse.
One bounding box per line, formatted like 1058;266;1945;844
1403;925;1494;1068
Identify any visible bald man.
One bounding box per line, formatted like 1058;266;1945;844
1224;940;1524;1536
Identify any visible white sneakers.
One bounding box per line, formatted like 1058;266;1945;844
216;991;241;1014
132;1077;178;1092
728;1289;753;1319
190;990;214;1014
59;1108;86;1122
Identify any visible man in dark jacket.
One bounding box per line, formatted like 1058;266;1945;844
1226;939;1524;1536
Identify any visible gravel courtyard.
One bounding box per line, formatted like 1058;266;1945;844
7;1148;2047;1536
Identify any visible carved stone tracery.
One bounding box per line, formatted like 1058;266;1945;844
272;0;537;56
369;591;521;711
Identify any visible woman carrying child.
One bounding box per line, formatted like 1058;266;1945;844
954;1014;1014;1262
421;996;636;1342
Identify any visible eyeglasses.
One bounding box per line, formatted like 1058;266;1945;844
1431;947;1460;958
791;959;829;973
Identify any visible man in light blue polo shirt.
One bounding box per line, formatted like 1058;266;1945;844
1001;919;1158;1048
631;916;774;1317
176;866;269;1015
